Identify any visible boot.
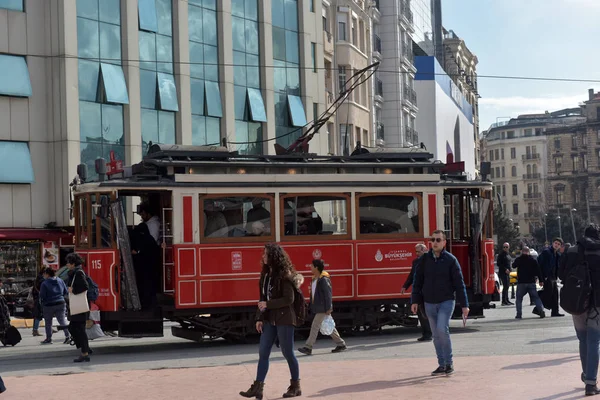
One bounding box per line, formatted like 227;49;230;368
283;379;302;398
32;329;41;337
239;381;264;399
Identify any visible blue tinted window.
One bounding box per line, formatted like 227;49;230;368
272;27;286;61
247;88;267;122
99;0;120;24
205;81;222;117
77;0;98;19
140;69;157;108
272;0;285;28
284;0;298;31
103;143;125;163
157;73;179;112
245;0;258;21
235;121;249;151
190;78;205;115
0;55;32;97
189;41;204;79
141;109;159;147
100;63;129;104
202;0;216;10
158;111;176;144
286;62;300;95
234;85;248;120
192;115;207;145
273;60;286;93
101;104;124;143
139;31;157;70
203;9;217;46
0;141;34;183
233;51;247;87
231;0;244;17
156;0;172;36
287;95;306;127
206;117;220;145
99;22;121;63
78;60;100;101
77;18;100;59
138;0;158;32
232;17;245;52
246;54;260;89
274;92;288;127
79;101;102;142
285;31;299;63
188;5;203;42
245;20;259;55
204;45;218;81
156;34;174;74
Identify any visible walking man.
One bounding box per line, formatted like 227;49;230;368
401;243;432;341
513;247;545;319
497;243;513;305
558;225;600;396
411;230;469;376
297;259;346;355
538;237;565;317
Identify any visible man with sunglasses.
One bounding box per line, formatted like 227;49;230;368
497;243;513;306
411;230;469;376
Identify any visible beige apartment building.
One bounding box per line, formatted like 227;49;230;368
482;109;584;235
322;0;373;155
0;0;327;243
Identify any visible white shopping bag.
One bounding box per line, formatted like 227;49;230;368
320;315;335;335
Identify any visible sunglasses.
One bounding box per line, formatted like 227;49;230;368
503;246;509;248
430;237;444;243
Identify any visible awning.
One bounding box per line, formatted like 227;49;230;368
0;141;34;183
0;229;74;242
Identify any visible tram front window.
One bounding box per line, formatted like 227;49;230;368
201;196;273;239
282;195;348;236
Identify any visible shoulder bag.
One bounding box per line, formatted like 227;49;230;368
69;271;90;316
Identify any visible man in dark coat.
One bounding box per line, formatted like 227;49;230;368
513;247;545;319
538;237;564;317
497;243;513;305
401;243;432;341
558;225;600;396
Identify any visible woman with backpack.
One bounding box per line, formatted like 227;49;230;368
240;243;304;399
65;253;91;363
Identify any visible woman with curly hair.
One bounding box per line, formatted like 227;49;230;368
240;243;304;399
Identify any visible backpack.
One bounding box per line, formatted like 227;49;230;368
560;245;592;315
86;275;100;302
292;286;308;326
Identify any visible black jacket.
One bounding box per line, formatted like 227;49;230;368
66;266;89;322
497;251;511;276
558;236;600;308
538;246;560;281
411;249;469;307
513;255;542;284
403;256;422;290
309;271;333;314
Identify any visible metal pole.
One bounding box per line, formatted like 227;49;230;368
570;208;577;241
587;197;592;225
557;208;562;239
544;214;548;243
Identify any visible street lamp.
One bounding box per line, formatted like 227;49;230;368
544;213;548;244
570;208;577;241
557;210;562;239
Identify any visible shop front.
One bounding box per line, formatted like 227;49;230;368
0;229;74;317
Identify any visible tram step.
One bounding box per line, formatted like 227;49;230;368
171;326;205;342
118;319;164;338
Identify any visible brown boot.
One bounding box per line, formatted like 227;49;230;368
239;380;264;399
283;379;301;398
32;330;41;337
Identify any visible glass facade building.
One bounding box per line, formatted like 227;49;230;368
189;0;222;146
139;0;178;154
232;0;266;155
411;0;434;56
77;0;129;179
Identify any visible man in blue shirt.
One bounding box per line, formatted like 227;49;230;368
411;230;469;376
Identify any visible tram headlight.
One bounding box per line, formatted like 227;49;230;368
237;168;246;174
288;168;297;174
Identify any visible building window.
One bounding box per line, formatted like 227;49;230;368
583;134;589;146
340;124;349;156
351;17;357;45
495;167;500;178
273;0;303;147
554;138;560;148
232;0;265;155
189;0;222;146
0;141;34;183
501;166;505;178
0;0;23;11
322;7;329;33
311;42;317;72
309;0;314;12
489;150;493;161
502;185;506;197
573;155;580;172
313;103;319;123
512;184;518;196
490;169;494;179
338;66;347;93
494;149;499;160
556;187;565;205
524;128;532;137
77;0;127;180
511;166;517;177
507;131;515;139
139;0;177;154
510;147;516;159
500;148;504;160
0;55;32;97
572;135;578;148
513;203;518;215
338;19;346;41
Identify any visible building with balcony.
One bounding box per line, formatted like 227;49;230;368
322;0;373;155
482;108;584;235
441;28;480;177
545;89;600;224
0;0;326;239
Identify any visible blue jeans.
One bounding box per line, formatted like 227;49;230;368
573;311;600;385
425;300;455;367
33;318;41;330
43;303;70;340
256;323;299;382
515;283;544;317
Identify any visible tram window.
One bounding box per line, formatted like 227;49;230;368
201;196;273;239
77;195;89;248
281;195;348;238
358;194;422;235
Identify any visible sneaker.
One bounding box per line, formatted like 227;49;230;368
417;336;432;342
297;347;312;355
445;365;454;375
63;337;71;345
331;345;347;353
73;355;90;363
431;366;446;376
539;311;546;319
515;315;522;319
32;330;41;337
506;301;514;305
532;307;541;316
551;312;565;317
40;338;52;345
585;384;600;396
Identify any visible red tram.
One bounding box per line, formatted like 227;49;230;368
70;144;497;341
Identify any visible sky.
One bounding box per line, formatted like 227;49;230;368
441;0;600;131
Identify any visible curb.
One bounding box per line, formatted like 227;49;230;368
10;318;54;329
